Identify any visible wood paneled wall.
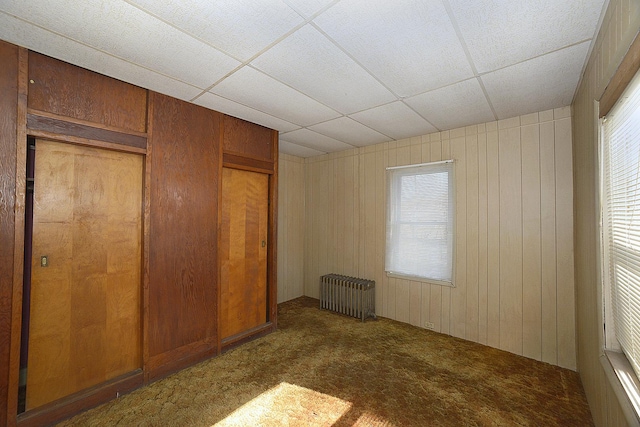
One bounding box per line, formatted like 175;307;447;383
573;0;640;425
0;40;20;427
277;154;305;303
147;92;220;380
27;53;148;134
0;43;279;425
303;109;576;369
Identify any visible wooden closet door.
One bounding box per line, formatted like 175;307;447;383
26;139;143;410
220;168;269;339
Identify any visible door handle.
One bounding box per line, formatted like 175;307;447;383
261;240;266;248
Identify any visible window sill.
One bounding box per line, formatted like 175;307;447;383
602;350;640;426
385;272;454;287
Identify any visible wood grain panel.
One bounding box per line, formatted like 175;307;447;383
0;39;19;427
486;129;501;349
555;117;576;370
27;113;147;149
498;126;523;355
540;121;558;365
477;133;488;345
277;155;305;303
26;140;142;410
220;168;268;339
521;124;542;361
17;370;143;427
222;115;273;162
148;92;219;359
466;135;479;342
440;140;452;336
451;136;467;339
27;52;147;133
429;140;444;332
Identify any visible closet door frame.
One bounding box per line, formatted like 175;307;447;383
13;128;148;427
219;131;278;352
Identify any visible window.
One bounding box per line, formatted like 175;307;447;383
602;67;640;381
385;160;454;285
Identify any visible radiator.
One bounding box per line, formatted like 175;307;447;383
320;274;376;322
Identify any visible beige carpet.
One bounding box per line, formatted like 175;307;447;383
58;296;593;426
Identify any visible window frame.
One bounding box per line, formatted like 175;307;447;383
384;160;455;287
599;63;640;426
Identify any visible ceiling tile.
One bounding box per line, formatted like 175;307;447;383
313;0;473;97
1;0;241;88
127;0;304;62
405;78;495;131
350;101;437;139
482;42;591;119
252;24;396;114
280;128;355;152
211;66;341;127
0;12;202;101
309;117;390;146
448;0;605;73
284;0;336;18
194;92;300;133
279;140;326;157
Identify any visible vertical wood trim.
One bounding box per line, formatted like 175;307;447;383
451;136;467;339
216;114;225;354
429;140;443;332
386;145;397;319
466;135;479;342
7;45;28;427
375;148;385;316
486;129;501;349
277;159;286;303
555;117;576;370
268;131;279;326
477;133;489;345
521;124;542;361
441;139;452;335
498;126;523;355
142;91;153;383
540;121;558;365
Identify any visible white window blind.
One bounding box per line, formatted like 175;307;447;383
385;161;454;284
602;68;640;378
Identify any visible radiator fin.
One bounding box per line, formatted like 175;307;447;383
320;274;376;322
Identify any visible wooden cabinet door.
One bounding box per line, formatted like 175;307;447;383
220;168;269;339
26;139;143;410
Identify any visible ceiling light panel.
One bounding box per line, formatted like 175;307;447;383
309;117;390;146
279;140;326;157
350;102;437;139
280;128;354;152
194;92;300;133
210;66;341;126
482;42;590;119
0;0;241;89
405;78;495;131
448;0;604;73
313;0;474;97
252;25;396;114
0;12;203;101
126;0;304;62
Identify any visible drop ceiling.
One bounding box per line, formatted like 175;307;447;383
0;0;607;157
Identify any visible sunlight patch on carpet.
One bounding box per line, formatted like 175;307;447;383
213;382;352;426
353;411;394;426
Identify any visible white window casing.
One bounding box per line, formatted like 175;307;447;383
385;160;455;286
